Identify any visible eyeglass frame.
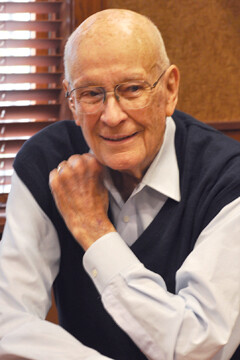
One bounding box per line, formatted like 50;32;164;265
65;67;168;111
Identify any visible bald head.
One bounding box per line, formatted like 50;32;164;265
64;9;170;82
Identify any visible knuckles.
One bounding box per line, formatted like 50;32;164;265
68;153;103;177
49;153;104;192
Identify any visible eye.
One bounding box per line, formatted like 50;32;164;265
127;84;142;92
83;90;101;98
75;87;104;103
118;82;147;98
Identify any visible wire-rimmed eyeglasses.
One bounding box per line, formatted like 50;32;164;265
65;68;167;114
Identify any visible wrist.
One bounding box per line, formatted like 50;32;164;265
74;220;116;251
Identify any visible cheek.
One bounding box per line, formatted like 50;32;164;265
74;104;84;127
142;107;166;151
76;115;99;149
143;100;166;133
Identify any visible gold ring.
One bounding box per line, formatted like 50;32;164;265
57;165;62;173
57;164;64;173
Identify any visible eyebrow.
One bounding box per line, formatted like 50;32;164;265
73;76;148;89
72;81;99;88
72;71;147;89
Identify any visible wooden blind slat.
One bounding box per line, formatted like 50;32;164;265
0;20;61;32
0;55;62;67
0;73;62;83
0;158;13;169
0;139;25;155
0;89;61;101
0;2;63;14
1;39;62;49
0;121;56;138
0;176;11;185
0;104;60;120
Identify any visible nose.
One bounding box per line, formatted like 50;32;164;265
100;93;128;127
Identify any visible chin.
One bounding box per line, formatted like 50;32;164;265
107;162;132;172
98;152;144;174
108;160;144;179
105;159;132;171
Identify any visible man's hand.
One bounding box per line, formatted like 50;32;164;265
49;154;116;251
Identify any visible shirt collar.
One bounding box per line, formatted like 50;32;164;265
141;116;181;202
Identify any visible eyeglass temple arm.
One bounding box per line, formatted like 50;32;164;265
65;82;72;98
151;68;167;89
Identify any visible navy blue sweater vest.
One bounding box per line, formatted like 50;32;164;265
14;111;240;359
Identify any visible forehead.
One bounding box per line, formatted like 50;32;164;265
68;20;159;85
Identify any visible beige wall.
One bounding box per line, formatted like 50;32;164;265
97;0;240;126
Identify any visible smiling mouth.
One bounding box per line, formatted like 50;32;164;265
100;132;138;142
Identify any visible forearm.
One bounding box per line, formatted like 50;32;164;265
0;173;113;360
83;198;240;360
0;313;113;360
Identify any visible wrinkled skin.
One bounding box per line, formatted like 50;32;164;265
50;154;115;250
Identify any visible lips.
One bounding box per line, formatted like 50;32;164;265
100;132;138;142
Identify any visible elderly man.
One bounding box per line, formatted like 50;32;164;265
0;8;240;360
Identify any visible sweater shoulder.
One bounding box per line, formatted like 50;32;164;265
14;120;89;175
172;110;240;166
13;120;89;216
172;110;240;227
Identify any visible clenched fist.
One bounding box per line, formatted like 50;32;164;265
49;153;116;250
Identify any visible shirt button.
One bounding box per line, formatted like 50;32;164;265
123;215;130;223
91;269;98;278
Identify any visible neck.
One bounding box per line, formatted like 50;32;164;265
110;169;142;202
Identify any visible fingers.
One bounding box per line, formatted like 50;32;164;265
67;153;103;177
52;154;103;177
50;154;103;189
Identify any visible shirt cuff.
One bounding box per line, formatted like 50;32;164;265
83;232;141;294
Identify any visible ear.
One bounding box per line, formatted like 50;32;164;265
164;65;180;117
62;79;79;123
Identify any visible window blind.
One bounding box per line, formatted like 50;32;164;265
0;0;73;228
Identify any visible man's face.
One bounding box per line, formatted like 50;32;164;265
66;33;176;179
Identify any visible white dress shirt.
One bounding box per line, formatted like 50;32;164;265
0;117;240;359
